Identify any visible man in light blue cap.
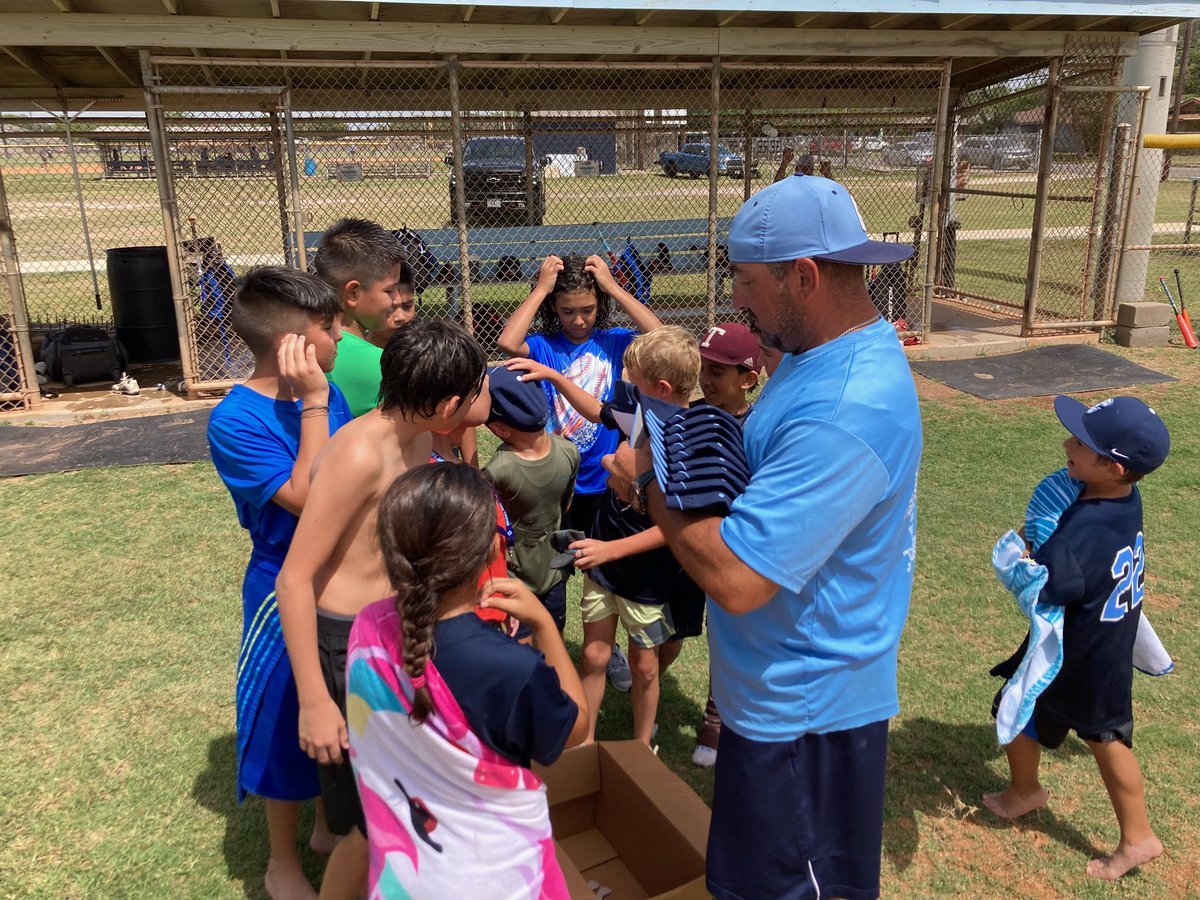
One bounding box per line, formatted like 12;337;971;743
605;176;923;900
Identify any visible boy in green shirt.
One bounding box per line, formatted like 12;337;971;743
482;366;579;637
314;218;408;417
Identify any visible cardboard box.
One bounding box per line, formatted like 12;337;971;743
535;741;711;899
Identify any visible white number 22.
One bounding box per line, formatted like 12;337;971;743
1101;532;1145;623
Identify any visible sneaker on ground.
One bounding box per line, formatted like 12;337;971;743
607;644;632;692
692;745;718;768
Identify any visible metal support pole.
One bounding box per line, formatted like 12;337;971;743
446;57;473;334
0;167;42;409
1079;76;1120;316
742;107;752;202
1022;60;1062;336
140;50;199;391
269;109;292;266
1091;124;1130;320
1165;21;1193;174
58;101;103;311
706;58;720;328
1110;88;1150;307
923;61;953;343
522;108;535;226
282;90;307;272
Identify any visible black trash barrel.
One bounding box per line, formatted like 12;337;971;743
106;246;180;363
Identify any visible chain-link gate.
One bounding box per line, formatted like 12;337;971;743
144;54;952;389
937;39;1146;334
0;166;39;411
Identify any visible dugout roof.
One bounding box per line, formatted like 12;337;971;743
0;1;1191;112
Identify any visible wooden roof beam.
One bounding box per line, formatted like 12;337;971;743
868;14;909;29
793;13;824;28
2;46;66;87
461;6;475;24
162;0;178;14
635;11;656;26
941;14;988;30
190;47;216;86
369;3;379;21
718;13;741;27
97;47;140;87
52;0;73;11
269;0;281;19
549;8;568;25
1011;16;1058;31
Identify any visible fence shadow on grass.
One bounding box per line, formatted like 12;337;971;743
192;732;325;898
884;717;1103;872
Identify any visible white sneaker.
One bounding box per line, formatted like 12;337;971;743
607;644;632;692
692;745;718;768
112;372;140;395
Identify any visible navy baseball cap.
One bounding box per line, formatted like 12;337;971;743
728;176;914;266
487;366;548;431
1054;395;1170;475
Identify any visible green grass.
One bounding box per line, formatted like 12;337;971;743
2;347;1197;896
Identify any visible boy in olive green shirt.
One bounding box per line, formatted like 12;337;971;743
314;218;408;417
482;366;579;637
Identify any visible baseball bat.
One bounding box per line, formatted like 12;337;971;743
591;222;631;289
1174;267;1193;338
1158;276;1198;349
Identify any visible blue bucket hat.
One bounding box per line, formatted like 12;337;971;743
1054;395;1170;475
728;176;914;266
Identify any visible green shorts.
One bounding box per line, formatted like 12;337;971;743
580;576;675;648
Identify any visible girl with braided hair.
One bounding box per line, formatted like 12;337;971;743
346;463;588;898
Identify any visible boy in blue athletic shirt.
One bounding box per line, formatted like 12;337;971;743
206;266;352;900
985;395;1170;882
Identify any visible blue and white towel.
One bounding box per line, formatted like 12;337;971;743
992;531;1062;745
1025;468;1172;677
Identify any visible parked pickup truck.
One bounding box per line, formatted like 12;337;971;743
658;143;759;179
446;136;548;226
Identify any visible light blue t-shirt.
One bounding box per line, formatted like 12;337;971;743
712;318;922;740
527;327;635;496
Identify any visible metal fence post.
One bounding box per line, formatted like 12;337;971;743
58;102;103;312
446;56;473;335
1091;123;1130;320
1022;58;1062;336
924;61;953;343
139;50;199;391
0;166;42;409
282;90;307;272
269;109;293;266
706;57;720;328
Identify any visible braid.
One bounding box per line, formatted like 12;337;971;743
376;463;502;725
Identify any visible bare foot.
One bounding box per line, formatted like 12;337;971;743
309;821;337;857
264;857;318;900
982;786;1049;819
1086;836;1163;880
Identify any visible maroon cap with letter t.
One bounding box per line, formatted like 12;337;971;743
699;322;761;371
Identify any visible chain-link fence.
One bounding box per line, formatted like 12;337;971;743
143;55;949;387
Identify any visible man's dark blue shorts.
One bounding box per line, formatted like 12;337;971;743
707;719;889;900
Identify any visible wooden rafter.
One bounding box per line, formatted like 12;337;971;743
97;46;140;87
941;15;988;30
793;13;824;28
549;8;568;25
190;46;216;86
635;11;656;26
270;0;281;19
718;13;740;27
369;3;379;21
868;14;909;29
162;0;178;14
52;0;73;11
2;46;66;86
461;5;474;24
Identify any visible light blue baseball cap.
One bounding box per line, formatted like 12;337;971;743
728;175;914;265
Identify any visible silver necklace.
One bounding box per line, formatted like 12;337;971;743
837;314;880;339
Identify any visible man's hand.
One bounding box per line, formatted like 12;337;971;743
278;333;329;408
298;695;349;765
602;441;654;506
781;147;795;166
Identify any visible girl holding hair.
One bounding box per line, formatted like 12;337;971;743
497;253;662;535
346;463;587;898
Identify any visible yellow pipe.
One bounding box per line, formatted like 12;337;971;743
1142;133;1200;150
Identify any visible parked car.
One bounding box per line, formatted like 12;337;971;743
854;135;887;152
446;136;548;226
658;143;758;178
881;140;934;167
808;136;848;154
958;135;1034;170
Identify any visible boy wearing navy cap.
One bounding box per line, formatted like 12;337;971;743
985;395;1170;881
482;367;580;637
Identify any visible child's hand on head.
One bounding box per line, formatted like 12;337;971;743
298;694;349;764
480;577;551;631
568;538;617;570
505;357;556;383
278;333;330;406
584;254;616;293
535;255;564;293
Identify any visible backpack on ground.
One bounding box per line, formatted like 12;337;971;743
40;325;129;386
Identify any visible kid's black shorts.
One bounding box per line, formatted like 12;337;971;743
317;609;366;836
